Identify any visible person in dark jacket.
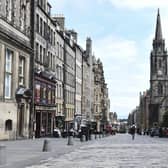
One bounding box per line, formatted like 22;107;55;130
130;125;136;140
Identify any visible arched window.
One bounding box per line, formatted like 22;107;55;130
158;83;163;96
5;119;12;131
159;59;162;68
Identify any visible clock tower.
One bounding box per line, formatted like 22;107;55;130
149;9;168;127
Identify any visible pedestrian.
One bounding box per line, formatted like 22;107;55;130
130;125;136;140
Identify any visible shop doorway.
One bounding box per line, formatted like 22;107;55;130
35;112;41;138
18;104;24;136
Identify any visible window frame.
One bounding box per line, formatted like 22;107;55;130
4;48;13;99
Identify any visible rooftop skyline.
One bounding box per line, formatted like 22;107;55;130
49;0;168;118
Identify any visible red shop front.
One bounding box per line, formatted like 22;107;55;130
34;72;56;138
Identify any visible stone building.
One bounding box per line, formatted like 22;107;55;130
74;43;83;131
149;9;168;127
139;90;150;130
53;24;65;132
93;58;106;132
81;38;94;127
0;0;32;140
103;84;110;125
109;112;118;126
128;106;139;127
33;0;57;137
129;10;168;130
63;32;76;130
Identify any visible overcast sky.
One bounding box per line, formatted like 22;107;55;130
48;0;168;119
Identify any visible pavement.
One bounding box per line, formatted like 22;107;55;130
1;134;168;168
0;136;96;168
25;134;168;168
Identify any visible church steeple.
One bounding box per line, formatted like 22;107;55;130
153;9;165;51
155;9;162;41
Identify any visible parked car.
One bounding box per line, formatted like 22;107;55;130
159;127;168;137
62;130;68;138
150;127;159;137
53;128;61;138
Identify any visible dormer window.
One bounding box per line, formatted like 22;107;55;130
47;3;51;16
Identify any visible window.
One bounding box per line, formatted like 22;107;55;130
47;3;51;16
20;2;26;31
48;85;51;104
40;18;43;35
36;14;39;33
158;83;163;96
51;87;55;104
43;48;45;65
6;0;12;22
96;95;98;101
57;42;59;57
50;53;52;68
51;29;53;45
159;59;162;68
54;32;55;46
53;55;55;71
35;82;40;103
155;58;157;72
47;51;50;67
5;119;12;131
40;45;42;63
43;21;45;37
36;43;39;60
5;49;13;99
19;57;25;86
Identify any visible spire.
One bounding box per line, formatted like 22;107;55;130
155;8;162;40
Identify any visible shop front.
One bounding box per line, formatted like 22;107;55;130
34;71;56;138
35;107;55;137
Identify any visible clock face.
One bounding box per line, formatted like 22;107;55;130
158;69;163;75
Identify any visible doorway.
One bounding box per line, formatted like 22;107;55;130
35;112;41;138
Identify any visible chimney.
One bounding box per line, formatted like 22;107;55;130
86;37;92;57
66;29;78;43
52;14;65;31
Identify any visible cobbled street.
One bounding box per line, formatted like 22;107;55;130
25;134;168;168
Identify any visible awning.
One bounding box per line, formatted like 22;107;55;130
34;68;57;82
15;87;32;100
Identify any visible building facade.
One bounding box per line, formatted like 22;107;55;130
54;26;64;132
63;32;76;130
0;0;32;140
93;58;108;132
34;0;57;137
74;43;83;131
81;38;94;127
0;0;111;139
149;10;168;127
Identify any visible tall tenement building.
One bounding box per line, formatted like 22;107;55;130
0;0;111;140
0;0;32;140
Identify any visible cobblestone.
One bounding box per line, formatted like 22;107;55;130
26;134;168;168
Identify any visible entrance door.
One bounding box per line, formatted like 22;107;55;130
36;112;41;138
18;104;24;136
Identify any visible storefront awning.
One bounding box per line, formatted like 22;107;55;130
15;87;32;100
35;68;56;82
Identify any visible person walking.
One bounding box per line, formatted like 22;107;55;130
130;125;136;140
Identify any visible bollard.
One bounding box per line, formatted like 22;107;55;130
0;145;6;165
89;134;91;141
95;134;97;139
67;136;73;145
80;135;85;142
42;139;50;152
